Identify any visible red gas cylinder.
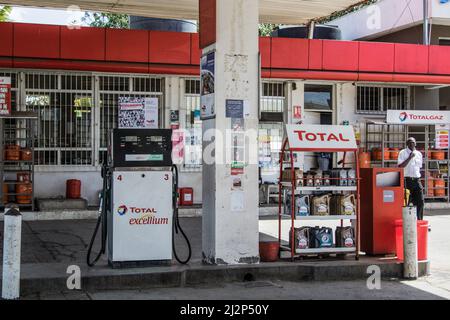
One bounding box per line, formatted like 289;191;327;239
66;179;81;199
179;187;194;206
395;219;430;261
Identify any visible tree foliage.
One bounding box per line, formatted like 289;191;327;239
82;12;129;29
0;5;12;22
259;24;280;36
315;0;378;24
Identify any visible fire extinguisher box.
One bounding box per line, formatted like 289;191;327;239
179;188;194;206
360;168;404;255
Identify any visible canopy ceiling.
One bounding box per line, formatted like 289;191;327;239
1;0;363;24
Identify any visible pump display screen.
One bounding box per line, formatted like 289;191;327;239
125;136;139;143
110;129;173;168
150;136;163;142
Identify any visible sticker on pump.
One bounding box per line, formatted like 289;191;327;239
125;154;163;161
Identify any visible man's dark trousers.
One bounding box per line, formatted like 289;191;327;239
405;177;424;220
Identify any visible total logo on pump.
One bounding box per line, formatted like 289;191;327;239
117;205;128;216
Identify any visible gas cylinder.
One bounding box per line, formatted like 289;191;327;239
20;148;33;161
390;148;400;160
434;178;446;197
5;145;20;161
17;172;31;182
311;194;330;216
16;182;32;204
359;152;371;168
66;179;81;199
2;183;9;203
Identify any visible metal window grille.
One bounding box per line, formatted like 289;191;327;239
24;71;94;166
261;82;285;113
183;79;202;172
357;85;409;114
99;75;164;164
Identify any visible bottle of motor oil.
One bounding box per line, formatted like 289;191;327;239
289;227;311;249
347;169;356;186
314;170;322;187
311;194;330;216
323;171;331;186
310;227;333;248
335;226;355;248
330;194;356;215
297;195;310;217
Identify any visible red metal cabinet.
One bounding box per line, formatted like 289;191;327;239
360;168;404;255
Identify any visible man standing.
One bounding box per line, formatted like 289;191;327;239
398;137;424;220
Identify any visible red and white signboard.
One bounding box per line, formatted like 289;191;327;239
286;124;357;151
0;77;11;116
387;110;450;125
436;124;450;150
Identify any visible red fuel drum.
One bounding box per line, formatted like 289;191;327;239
360;168;404;255
66;179;81;199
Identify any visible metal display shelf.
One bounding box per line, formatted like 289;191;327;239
365;122;450;203
280;215;356;220
280;246;356;258
278;137;360;261
1;111;38;211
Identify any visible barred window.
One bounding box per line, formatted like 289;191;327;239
357;86;409;114
261;82;284;113
25;72;94;166
99;75;164;163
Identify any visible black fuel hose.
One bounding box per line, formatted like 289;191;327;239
172;164;192;265
86;164;109;267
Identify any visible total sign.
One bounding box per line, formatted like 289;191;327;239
387;110;450;125
0;77;11;116
285;124;357;151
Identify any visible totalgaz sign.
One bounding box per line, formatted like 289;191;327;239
387;110;450;125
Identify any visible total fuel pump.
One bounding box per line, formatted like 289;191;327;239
87;128;191;268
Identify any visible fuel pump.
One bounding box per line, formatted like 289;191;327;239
87;128;191;268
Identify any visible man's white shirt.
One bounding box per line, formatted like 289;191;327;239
397;148;423;178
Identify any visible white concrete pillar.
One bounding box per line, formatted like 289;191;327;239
403;206;419;279
202;0;260;265
2;206;22;300
165;76;181;129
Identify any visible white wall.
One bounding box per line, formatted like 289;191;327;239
34;171;103;206
328;0;424;40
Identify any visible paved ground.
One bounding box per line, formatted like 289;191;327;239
0;210;449;300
